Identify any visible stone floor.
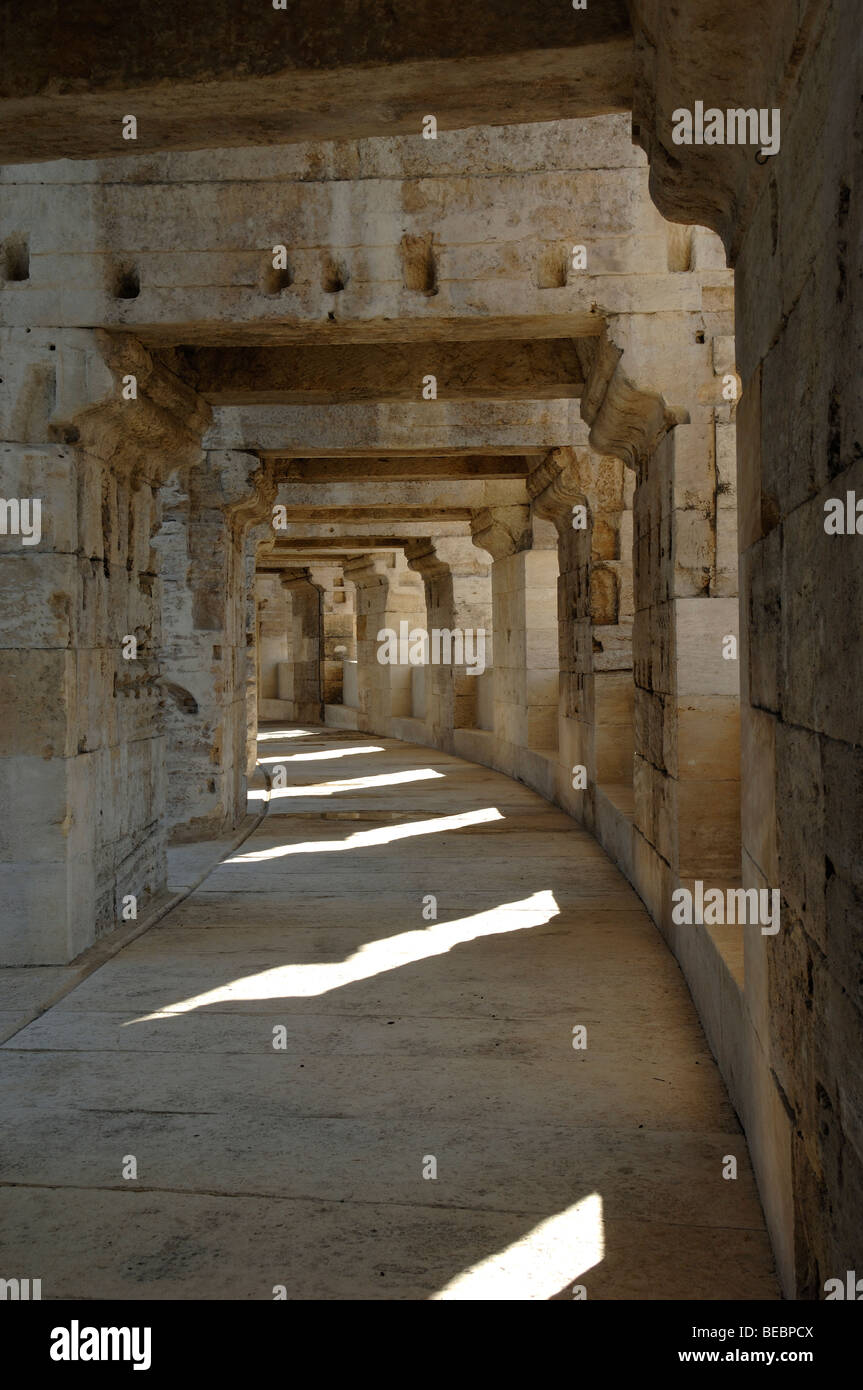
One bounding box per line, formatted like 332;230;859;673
0;726;778;1299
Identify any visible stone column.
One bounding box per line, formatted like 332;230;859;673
0;328;206;963
578;313;741;914
305;563;355;709
153;449;275;841
529;445;634;824
471;504;559;782
405;533;492;752
279;571;323;724
243;521;273;774
255;571;293;722
342;552;426;735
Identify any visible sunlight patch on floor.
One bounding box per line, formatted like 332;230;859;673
128;890;558;1020
232;807;504;861
256;728;318;741
258;746;385;764
430;1194;604;1300
265;768;445;799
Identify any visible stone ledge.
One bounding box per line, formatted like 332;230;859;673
325;704;359;730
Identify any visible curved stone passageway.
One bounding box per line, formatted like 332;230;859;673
0;726;777;1300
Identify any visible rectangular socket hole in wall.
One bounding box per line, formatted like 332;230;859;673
322;256;348;293
262;258;293;294
666;224;693;272
113;265;140;299
400;233;438;295
213;644;222;660
2;235;30;283
535;245;569;289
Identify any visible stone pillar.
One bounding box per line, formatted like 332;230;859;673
578;313;741;912
342;552;426;734
529;445;634;824
305;563;355;709
279;571;323;723
0;328;206;963
256;571;293;722
0;428;96;963
243;522;272;774
405;533;492;751
153;449;274;841
471;504;559;780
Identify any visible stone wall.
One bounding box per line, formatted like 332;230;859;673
0;328;204;962
730;0;863;1297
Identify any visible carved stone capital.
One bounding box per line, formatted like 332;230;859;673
470;505;532;560
405;534;490;581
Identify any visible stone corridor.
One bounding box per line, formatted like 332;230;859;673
0;726;776;1299
2;0;861;1306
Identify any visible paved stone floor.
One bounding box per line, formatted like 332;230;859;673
0;726;778;1299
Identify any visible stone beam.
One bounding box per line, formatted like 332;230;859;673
0;4;632;164
273;479;528;513
258;552;369;570
272;456;532;482
1;116;728;346
266;518;471;551
275;506;475;524
266;539;403;553
259;553;364;565
205;401;582;454
171;341;584;405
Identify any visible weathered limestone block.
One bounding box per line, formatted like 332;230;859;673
739;531;782;716
528;445;632;819
676;777;741;881
675;598;739;698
